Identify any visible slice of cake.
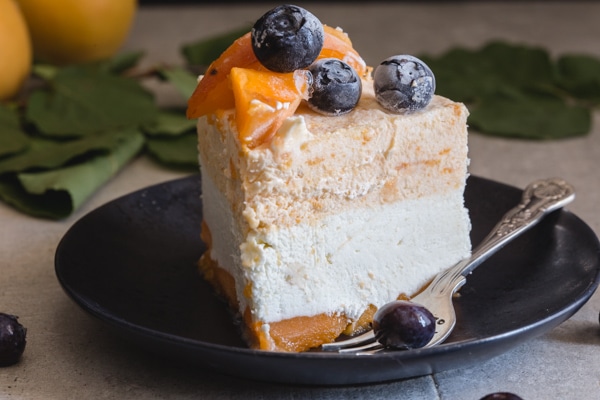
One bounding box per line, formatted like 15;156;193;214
188;5;471;352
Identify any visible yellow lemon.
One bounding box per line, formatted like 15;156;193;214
16;0;137;65
0;0;32;100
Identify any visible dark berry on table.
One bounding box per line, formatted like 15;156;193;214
479;393;524;400
0;313;27;367
251;4;324;72
372;300;435;350
373;55;435;113
307;58;362;116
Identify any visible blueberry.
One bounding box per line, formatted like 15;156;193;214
479;393;524;400
0;313;27;367
251;5;324;73
307;58;362;116
373;55;435;113
372;300;435;350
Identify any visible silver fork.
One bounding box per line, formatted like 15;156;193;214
321;177;575;354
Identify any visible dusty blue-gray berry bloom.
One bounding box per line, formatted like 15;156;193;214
374;55;435;113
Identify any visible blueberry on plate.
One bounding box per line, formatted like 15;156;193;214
373;55;435;113
0;313;27;367
251;4;324;72
307;58;362;116
479;393;524;400
372;300;436;350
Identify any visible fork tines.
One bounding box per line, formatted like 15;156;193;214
320;330;384;354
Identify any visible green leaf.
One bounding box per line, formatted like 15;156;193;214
469;91;591;139
478;41;554;87
32;64;59;80
181;26;251;67
100;51;146;74
0;176;72;219
421;41;554;103
26;65;158;137
142;109;196;136
158;66;199;100
145;131;198;170
420;41;595;139
0;129;144;219
0;104;29;159
555;54;600;105
0;128;139;175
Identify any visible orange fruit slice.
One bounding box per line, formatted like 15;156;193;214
229;67;310;149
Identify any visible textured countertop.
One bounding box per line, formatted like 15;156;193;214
1;2;599;399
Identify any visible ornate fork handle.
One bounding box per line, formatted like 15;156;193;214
425;177;576;299
322;178;575;353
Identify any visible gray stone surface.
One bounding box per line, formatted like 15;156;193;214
1;2;599;399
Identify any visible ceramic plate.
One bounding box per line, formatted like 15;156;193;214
55;175;600;385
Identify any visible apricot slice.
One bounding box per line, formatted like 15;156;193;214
255;312;349;352
229;67;310;149
186;33;262;119
187;27;367;119
320;25;368;78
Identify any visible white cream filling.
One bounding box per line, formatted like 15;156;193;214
201;169;471;324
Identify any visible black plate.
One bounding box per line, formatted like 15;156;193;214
55;175;600;385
